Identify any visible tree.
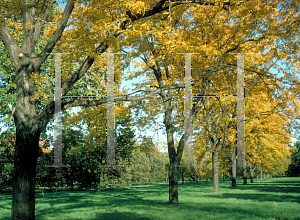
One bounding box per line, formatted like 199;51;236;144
130;149;151;184
1;1;201;217
1;0;299;218
287;141;300;177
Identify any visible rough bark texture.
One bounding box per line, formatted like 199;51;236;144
168;158;179;203
212;151;219;193
12;130;40;220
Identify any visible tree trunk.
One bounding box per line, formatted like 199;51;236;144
249;163;254;183
71;179;74;191
261;167;263;180
169;158;179;204
231;149;237;187
94;172;100;192
103;172;107;189
243;166;247;185
212;151;219;193
196;175;198;183
181;171;184;185
256;171;259;182
264;172;266;179
12;129;40;220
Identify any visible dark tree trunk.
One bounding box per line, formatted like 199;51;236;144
169;158;179;204
231;147;237;187
71;179;74;191
181;171;184;185
12;129;41;220
212;151;219;192
261;167;263;180
196;175;199;183
94;172;100;192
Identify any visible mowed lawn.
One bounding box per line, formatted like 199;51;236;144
1;177;300;220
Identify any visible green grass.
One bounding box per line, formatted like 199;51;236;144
1;177;300;220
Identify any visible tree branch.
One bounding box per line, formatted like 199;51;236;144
33;0;56;44
0;26;20;70
33;0;75;72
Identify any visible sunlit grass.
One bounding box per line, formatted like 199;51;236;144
1;177;300;219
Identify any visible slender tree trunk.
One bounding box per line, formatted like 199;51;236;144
264;172;266;179
231;148;237;187
196;175;198;183
181;171;184;185
212;151;219;193
12;129;40;220
256;170;259;182
71;179;74;191
103;172;107;189
243;165;247;185
94;172;100;192
261;168;263;180
250;163;254;183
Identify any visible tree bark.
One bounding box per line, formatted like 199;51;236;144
243;165;247;185
94;172;100;192
231;148;237;187
261;167;263;180
181;171;184;185
169;157;179;204
212;151;219;192
12;129;41;220
249;163;254;183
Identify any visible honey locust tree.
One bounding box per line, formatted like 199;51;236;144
244;85;296;178
1;0;299;218
1;0;230;218
122;0;299;200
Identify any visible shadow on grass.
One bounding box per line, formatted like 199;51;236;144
89;211;153;220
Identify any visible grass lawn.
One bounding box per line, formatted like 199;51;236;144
1;177;300;220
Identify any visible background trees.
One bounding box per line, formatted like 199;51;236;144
287;141;300;177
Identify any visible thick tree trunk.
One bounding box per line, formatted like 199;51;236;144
169;158;179;204
212;151;219;193
12;129;40;220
